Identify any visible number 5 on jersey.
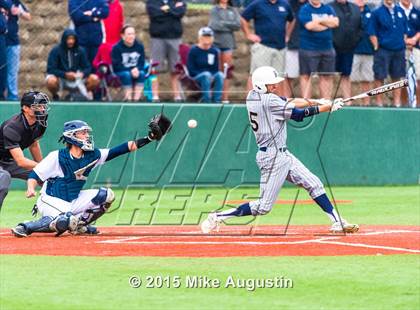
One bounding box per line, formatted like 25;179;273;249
249;112;259;132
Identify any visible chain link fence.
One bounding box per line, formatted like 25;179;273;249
2;0;419;106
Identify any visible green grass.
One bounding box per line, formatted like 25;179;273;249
1;186;419;228
0;186;419;309
0;255;419;310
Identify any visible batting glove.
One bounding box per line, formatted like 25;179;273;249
331;98;344;112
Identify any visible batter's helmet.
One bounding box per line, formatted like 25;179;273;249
252;66;285;94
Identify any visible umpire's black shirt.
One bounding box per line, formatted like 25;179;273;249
0;114;46;162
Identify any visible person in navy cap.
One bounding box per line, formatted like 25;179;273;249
369;0;408;107
187;27;224;103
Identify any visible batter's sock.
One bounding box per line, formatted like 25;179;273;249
216;202;252;220
314;194;340;223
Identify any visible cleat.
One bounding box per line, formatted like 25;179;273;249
201;213;221;233
11;225;28;238
70;225;99;235
330;220;359;234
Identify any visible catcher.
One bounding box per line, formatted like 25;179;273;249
11;114;171;237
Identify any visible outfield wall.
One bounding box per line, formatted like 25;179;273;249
1;103;419;188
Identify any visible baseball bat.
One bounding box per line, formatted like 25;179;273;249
342;79;408;103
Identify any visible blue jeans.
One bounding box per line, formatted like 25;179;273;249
115;70;145;87
0;35;6;100
193;71;224;103
6;45;20;101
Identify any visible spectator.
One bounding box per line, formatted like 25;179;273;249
230;0;242;6
68;0;109;65
298;0;339;99
0;0;11;101
186;27;224;103
146;0;186;102
104;0;124;45
208;0;241;103
93;42;113;71
369;0;408;107
399;0;420;106
46;29;99;100
350;0;375;106
329;0;362;100
6;0;31;101
285;0;307;97
241;0;294;92
111;25;145;102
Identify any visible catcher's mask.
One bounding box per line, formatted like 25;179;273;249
59;120;94;151
20;91;50;127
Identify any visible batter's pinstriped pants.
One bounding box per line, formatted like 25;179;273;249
249;149;325;216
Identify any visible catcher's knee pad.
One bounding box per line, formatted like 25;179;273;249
91;187;115;207
49;212;78;236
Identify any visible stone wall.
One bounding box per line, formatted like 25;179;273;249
18;0;251;101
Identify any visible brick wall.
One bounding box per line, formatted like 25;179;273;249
18;0;251;101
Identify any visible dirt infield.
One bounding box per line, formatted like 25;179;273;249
1;225;419;257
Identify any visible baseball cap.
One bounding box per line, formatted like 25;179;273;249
198;27;214;37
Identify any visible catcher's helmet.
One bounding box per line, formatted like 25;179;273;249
20;91;50;127
252;66;285;94
59;120;94;151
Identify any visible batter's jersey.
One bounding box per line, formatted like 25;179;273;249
246;90;295;148
33;147;109;202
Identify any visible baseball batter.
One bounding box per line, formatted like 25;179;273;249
201;66;359;234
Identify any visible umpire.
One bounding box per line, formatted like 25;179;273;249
0;91;49;210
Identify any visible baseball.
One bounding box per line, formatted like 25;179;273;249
188;119;197;128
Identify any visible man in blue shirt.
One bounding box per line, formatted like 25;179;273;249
46;29;99;101
241;0;294;91
187;27;224;103
350;0;375;106
68;0;109;65
0;0;12;101
399;0;420;107
6;1;31;101
298;0;339;99
369;0;408;107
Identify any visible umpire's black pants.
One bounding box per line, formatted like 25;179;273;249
0;160;30;210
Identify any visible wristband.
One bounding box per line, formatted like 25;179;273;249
135;136;152;149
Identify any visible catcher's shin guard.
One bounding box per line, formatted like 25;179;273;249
80;188;115;225
13;216;55;236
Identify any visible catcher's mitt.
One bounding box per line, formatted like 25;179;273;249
148;114;172;140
